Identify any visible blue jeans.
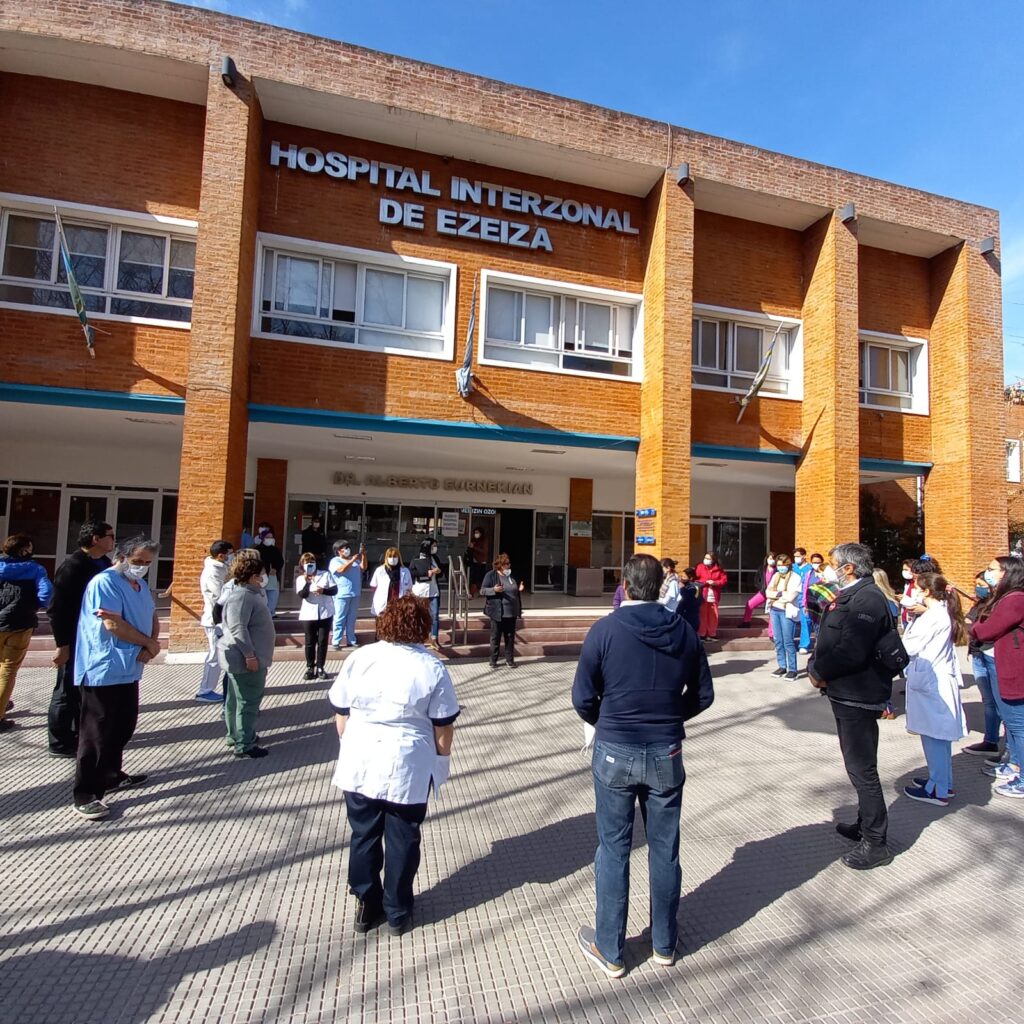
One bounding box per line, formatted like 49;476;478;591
920;734;953;798
332;594;359;646
429;595;440;640
971;652;1003;744
770;608;797;672
798;609;812;649
991;672;1024;768
265;587;280;616
591;740;684;965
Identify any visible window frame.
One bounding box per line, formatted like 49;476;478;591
479;268;643;383
253;233;457;362
0;192;197;330
857;330;929;416
690;303;803;401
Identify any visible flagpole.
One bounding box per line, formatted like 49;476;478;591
54;206;97;359
735;319;785;423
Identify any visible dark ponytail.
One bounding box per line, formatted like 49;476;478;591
917;572;968;646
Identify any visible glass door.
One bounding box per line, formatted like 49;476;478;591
63;491;112;556
533;511;566;591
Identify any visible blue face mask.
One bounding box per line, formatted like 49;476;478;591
777;565;791;575
983;570;999;588
975;584;990;599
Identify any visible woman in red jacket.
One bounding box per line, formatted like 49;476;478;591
695;552;728;641
970;555;1024;799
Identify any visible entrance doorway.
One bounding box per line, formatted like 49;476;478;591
497;508;533;590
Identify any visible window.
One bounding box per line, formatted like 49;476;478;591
858;338;922;411
1008;440;1021;484
691;314;795;395
0;209;196;323
482;277;639;379
257;242;452;357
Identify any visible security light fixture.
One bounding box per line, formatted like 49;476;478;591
675;162;691;187
839;202;856;224
221;56;237;88
980;236;996;255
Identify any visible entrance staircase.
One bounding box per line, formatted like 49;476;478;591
20;607;773;668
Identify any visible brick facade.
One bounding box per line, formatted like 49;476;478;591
0;0;1005;647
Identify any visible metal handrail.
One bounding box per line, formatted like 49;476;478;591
447;554;471;645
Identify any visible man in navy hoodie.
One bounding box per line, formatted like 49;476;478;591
572;554;714;978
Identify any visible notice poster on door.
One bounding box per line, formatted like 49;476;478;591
441;511;460;537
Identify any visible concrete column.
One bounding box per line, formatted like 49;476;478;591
795;212;860;554
169;67;263;651
635;172;694;560
925;242;1005;585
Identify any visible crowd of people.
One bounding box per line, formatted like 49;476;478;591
1;518;1021;974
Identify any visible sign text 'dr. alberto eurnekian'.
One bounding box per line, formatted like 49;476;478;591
270;141;639;254
332;472;533;495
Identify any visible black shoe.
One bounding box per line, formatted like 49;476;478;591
315;667;327;679
0;719;19;732
506;661;517;669
234;746;269;759
109;772;148;792
387;915;413;937
489;662;498;670
49;748;77;759
303;667;316;680
842;839;894;870
835;821;862;842
354;898;385;934
785;671;798;680
771;668;787;677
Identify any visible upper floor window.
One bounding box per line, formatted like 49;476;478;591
481;272;640;380
691;311;799;397
1008;439;1021;483
0;208;195;324
256;238;454;358
858;334;927;413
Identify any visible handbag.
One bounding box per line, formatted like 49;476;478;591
784;602;800;621
411;581;431;599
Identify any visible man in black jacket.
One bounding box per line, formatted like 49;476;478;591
809;542;895;871
572;554;714;977
47;520;115;756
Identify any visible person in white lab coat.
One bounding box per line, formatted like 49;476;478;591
902;572;968;807
327;594;460;937
369;547;412;618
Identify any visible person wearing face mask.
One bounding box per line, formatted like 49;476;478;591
963;569;1005;757
872;569;902;719
330;539;368;650
764;554;802;678
808;543;899;870
301;515;328;569
71;536;161;820
694;553;727;641
296;552;338;680
898;559;916;626
255;527;284;616
791;548;812;652
195;540;234;704
410;538;445;649
481;554;524;668
218;549;276;759
370;548;413;619
741;554;776;631
466;527;489;598
969;556;1024;798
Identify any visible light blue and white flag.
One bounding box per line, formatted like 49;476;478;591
54;208;96;359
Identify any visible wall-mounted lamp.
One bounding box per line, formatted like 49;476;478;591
980;236;996;255
221;56;237;89
675;162;691;187
839;202;856;224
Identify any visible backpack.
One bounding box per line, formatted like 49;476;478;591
874;620;909;677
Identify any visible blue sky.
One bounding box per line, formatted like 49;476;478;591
178;0;1024;380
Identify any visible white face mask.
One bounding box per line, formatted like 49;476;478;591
224;554;235;567
767;559;776;567
387;557;399;566
263;537;275;547
823;565;840;584
502;568;512;576
340;549;351;558
793;555;804;565
124;562;150;580
902;569;913;580
258;573;269;588
703;559;713;567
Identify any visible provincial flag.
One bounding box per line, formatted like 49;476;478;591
455;272;478;398
54;208;96;359
735;320;785;422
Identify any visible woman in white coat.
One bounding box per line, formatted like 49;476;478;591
902;572;968;807
369;546;412;618
327;595;459;936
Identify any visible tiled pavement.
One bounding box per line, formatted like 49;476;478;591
1;651;1022;1024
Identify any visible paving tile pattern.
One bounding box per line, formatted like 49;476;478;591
1;651;1022;1023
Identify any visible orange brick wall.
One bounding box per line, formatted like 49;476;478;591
859;246;931;338
250;124;644;436
0;73;204;219
254;458;289;540
567;478;593;567
862;480;918;523
769;491;795;555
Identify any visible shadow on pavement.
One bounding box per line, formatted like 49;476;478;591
416;813;597;924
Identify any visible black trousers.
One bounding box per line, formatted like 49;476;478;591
73;681;140;805
830;699;888;844
304;620;330;670
489;616;516;665
344;791;428;925
47;659;81;754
